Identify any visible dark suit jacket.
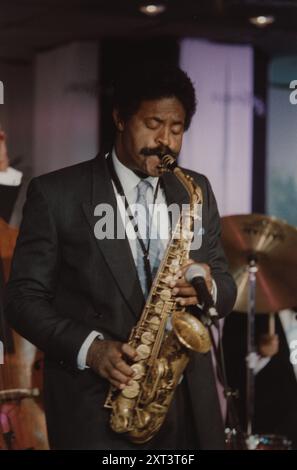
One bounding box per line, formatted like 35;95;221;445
5;152;237;449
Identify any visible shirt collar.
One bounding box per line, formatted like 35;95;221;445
111;148;159;195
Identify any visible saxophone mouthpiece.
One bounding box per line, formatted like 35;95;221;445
160;154;177;172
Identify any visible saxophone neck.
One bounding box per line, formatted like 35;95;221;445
159;154;202;207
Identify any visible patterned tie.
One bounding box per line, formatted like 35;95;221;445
135;179;163;297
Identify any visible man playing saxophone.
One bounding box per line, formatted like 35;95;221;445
6;62;237;449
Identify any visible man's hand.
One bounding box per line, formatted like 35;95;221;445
258;334;279;358
86;339;137;390
168;259;213;307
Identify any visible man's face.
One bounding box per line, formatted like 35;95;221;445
113;97;186;177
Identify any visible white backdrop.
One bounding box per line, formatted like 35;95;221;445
179;39;254;216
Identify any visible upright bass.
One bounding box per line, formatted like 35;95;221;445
0;218;48;450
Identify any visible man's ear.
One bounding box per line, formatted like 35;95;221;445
112;109;124;132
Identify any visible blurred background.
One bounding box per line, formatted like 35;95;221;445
0;0;296;225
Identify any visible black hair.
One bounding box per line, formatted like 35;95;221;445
112;62;197;131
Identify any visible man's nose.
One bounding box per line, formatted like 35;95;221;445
156;127;171;148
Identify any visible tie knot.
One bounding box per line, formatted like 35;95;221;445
136;179;152;199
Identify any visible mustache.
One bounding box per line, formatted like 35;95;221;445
140;146;178;160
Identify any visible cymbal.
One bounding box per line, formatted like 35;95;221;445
221;214;297;313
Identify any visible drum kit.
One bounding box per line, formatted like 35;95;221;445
221;213;297;451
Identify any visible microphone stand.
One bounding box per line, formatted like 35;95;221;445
207;322;247;449
246;255;258;438
188;266;246;448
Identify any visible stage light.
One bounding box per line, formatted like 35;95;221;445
139;3;166;17
249;15;275;28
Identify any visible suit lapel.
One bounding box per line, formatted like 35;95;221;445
82;152;145;319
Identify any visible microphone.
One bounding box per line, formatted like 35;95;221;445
184;264;219;326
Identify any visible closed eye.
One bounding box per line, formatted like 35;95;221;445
145;118;161;129
171;124;183;135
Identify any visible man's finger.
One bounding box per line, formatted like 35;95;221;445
109;368;131;385
170;278;188;287
100;362;126;389
176;296;198;306
97;365;109;379
121;343;137;360
172;286;197;297
111;358;134;377
109;378;126;390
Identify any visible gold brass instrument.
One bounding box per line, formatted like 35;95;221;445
104;154;211;444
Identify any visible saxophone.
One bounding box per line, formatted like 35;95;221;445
104;154;211;443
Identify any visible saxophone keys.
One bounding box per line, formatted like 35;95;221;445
182;229;193;241
135;344;151;360
131;363;145;380
168;258;180;274
154;301;164;314
122;380;140;399
160;289;171;301
148;315;161;330
169;265;179;274
141;331;155;345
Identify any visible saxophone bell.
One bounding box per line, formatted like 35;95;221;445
172;310;211;353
